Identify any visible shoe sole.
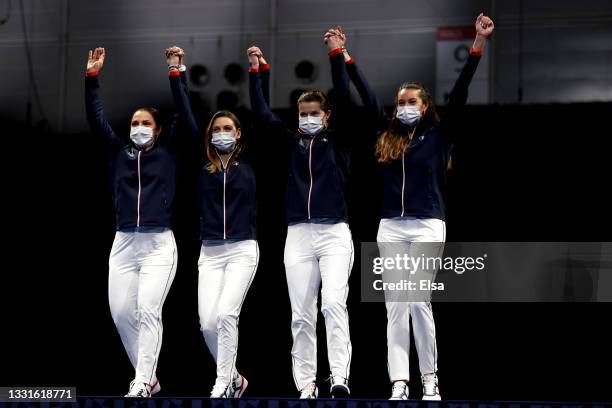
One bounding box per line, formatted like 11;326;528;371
124;391;151;398
331;385;350;399
125;384;152;398
422;395;441;401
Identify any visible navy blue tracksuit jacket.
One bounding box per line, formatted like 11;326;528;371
345;53;482;221
249;53;354;224
85;72;177;230
169;70;257;241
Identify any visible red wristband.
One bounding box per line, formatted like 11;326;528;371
346;58;355;65
168;69;180;77
328;48;343;57
261;63;270;71
248;66;259;73
469;47;483;57
86;70;99;77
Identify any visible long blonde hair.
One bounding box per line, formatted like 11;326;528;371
375;82;440;164
204;111;243;173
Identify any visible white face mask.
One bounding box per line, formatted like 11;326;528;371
299;114;324;135
130;126;155;147
396;106;422;126
211;131;237;153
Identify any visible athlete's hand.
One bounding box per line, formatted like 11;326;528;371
324;26;345;50
335;26;352;62
87;47;105;73
247;46;262;69
475;13;494;38
165;46;184;66
258;53;268;66
472;13;494;52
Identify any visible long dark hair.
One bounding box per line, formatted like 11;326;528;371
375;82;440;164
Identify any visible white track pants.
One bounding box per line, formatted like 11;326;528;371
198;240;259;389
376;217;445;382
284;222;354;390
108;229;177;385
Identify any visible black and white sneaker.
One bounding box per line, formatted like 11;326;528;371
330;375;350;398
421;373;441;400
124;381;151;398
299;382;318;399
390;381;409;400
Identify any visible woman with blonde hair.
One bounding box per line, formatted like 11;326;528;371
165;46;257;398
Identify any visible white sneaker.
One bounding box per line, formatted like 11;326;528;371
421;373;441;400
229;373;248;398
390;381;409;400
210;383;231;398
124;381;151;398
299;382;318;399
149;379;161;396
330;375;350;398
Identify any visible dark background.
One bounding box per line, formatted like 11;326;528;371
2;0;612;402
3;100;612;401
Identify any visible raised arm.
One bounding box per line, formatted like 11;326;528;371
247;46;284;129
84;47;123;145
323;26;354;134
447;13;494;109
166;46;200;140
258;53;271;106
325;28;350;102
439;14;493;143
167;46;190;98
338;32;388;130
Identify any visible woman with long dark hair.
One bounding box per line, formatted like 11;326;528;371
85;47;178;398
335;13;494;400
165;46;257;398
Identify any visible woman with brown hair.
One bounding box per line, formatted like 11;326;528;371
247;32;355;399
337;13;494;400
165;47;257;398
85;47;178;398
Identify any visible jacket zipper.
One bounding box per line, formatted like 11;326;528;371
307;138;314;219
137;150;142;227
217;149;236;240
400;128;418;217
223;170;227;239
400;153;405;217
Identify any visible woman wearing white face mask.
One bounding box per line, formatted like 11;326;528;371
337;14;494;400
84;47;178;398
247;32;355;399
165;47;257;398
